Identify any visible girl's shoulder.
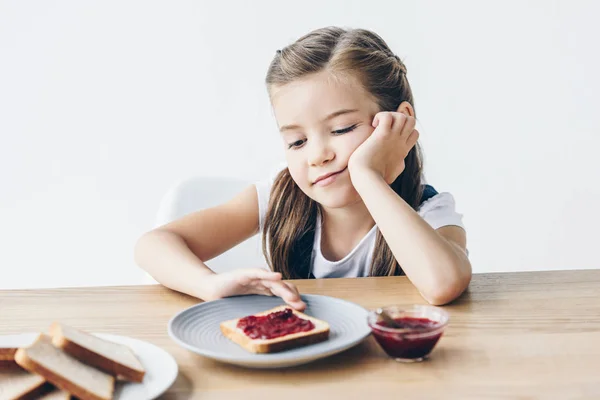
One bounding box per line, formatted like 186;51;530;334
418;185;465;231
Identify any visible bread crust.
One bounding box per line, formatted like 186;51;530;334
14;335;114;400
0;359;22;371
220;306;330;353
39;389;73;400
0;370;51;400
17;382;55;400
49;323;144;383
0;347;17;360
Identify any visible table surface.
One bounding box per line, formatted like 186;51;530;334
2;269;599;399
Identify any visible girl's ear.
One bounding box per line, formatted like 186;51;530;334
396;101;415;117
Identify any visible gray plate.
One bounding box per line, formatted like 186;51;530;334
167;294;372;368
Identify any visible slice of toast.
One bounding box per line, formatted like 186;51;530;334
1;335;37;372
220;305;330;353
14;334;115;400
0;359;22;371
49;322;145;383
39;389;72;400
0;369;51;400
0;347;17;361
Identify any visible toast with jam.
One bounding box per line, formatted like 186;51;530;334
220;306;330;353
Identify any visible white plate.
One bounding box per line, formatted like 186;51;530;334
0;333;178;400
168;294;372;368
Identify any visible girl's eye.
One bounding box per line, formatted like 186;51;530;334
332;124;358;135
288;139;306;149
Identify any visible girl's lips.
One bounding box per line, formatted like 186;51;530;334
313;167;347;187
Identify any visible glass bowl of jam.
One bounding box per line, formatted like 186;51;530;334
367;305;449;362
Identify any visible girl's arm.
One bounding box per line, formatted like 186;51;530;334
352;172;471;305
348;110;471;305
134;184;305;309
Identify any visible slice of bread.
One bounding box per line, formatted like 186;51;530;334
1;347;21;371
1;335;36;371
49;322;145;383
0;359;22;371
0;369;51;400
220;305;330;353
39;389;72;400
0;347;17;361
14;334;115;400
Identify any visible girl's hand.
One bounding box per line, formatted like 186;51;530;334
348;111;419;185
205;268;306;311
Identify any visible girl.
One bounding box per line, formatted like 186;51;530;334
134;26;471;310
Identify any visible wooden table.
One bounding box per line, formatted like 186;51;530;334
1;270;600;399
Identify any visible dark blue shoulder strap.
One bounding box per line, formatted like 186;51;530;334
421;184;438;204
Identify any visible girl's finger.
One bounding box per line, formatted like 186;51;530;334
263;280;296;300
398;115;416;138
283;281;301;297
372;112;393;129
242;268;282;281
257;286;274;296
263;281;306;311
283;282;306;311
407;129;419;148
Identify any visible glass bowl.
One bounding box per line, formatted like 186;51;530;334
367;304;449;362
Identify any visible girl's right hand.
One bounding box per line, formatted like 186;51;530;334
205;268;306;311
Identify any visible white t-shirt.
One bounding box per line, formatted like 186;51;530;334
255;167;465;279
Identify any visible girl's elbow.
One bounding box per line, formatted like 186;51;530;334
422;269;472;306
133;229;169;269
423;289;462;306
133;231;153;264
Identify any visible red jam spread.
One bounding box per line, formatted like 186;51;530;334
371;317;443;359
236;308;315;340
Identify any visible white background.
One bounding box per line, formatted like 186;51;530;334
1;0;598;289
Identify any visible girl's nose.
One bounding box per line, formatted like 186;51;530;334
307;140;335;166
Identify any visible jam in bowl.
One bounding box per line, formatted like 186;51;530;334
367;305;449;362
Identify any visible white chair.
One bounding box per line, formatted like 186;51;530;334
144;176;267;284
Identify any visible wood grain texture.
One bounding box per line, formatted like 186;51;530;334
1;270;599;399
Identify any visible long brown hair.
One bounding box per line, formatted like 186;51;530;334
263;27;424;279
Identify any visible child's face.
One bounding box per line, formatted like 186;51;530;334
271;71;380;209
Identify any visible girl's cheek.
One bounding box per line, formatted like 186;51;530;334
348;129;372;152
287;164;305;186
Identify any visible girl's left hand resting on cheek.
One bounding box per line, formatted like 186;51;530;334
348;111;419;184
